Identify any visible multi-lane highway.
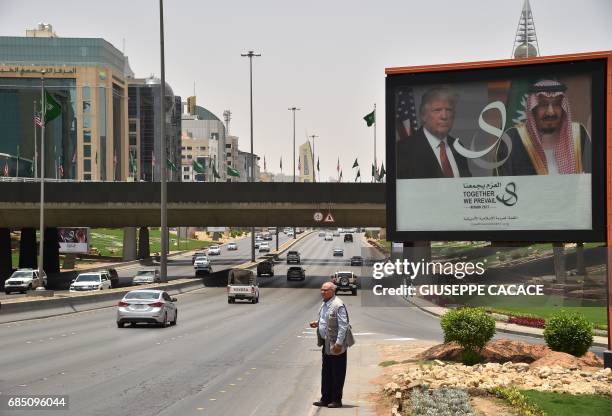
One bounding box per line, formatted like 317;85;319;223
0;231;295;300
0;232;602;415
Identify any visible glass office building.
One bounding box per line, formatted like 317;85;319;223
0;36;130;180
128;77;182;182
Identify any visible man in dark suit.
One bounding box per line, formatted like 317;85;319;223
397;87;471;179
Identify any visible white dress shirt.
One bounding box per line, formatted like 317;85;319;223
423;128;460;178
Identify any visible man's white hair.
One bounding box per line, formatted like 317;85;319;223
322;281;337;291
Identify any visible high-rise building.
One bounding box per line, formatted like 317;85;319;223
180;104;226;182
128;77;182;182
0;26;131;180
237;150;261;182
298;141;314;182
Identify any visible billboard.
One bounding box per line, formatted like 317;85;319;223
58;227;90;253
386;52;610;242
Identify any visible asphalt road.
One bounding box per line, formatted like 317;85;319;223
0;232;604;415
0;231;295;300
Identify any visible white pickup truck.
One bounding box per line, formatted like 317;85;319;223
227;269;259;304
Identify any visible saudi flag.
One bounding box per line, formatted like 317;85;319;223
379;163;386;180
354;169;361;182
352;158;359;169
129;152;137;175
227;166;240;177
363;110;375;127
44;91;61;123
192;160;205;174
166;158;178;172
316;157;320;172
505;79;530;130
212;164;221;179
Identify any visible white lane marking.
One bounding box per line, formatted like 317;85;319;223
384;337;416;341
353;332;376;336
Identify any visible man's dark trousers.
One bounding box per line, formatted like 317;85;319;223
321;348;347;403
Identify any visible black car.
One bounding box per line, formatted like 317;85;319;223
286;266;305;281
286;251;301;264
350;256;363;266
257;260;274;277
344;234;354;243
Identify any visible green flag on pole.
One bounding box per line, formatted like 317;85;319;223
129;152;137;175
379;163;386;180
212;164;221;179
354;169;361;182
317;157;320;172
371;164;376;177
363;110;375;127
44;91;61;123
504;79;530;130
227;166;240;177
352;158;359;169
192;160;205;174
166;158;178;172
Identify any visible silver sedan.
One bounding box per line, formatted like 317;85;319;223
116;290;177;328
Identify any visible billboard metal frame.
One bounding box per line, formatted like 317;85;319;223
386;51;611;243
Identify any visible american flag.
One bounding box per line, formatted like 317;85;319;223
395;87;418;141
34;113;43;127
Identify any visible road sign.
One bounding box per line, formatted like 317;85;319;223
313;212;323;222
324;212;335;223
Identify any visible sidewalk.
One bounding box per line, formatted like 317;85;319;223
308;340;382;416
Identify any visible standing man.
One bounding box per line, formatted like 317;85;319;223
310;282;353;408
396;86;471;179
497;79;591;176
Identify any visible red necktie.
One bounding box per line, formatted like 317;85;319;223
439;140;454;178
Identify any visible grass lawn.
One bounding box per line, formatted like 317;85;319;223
89;228;214;256
520;390;612;416
9;229;216;264
455;293;607;329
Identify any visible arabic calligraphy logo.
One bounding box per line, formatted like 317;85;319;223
496;182;518;207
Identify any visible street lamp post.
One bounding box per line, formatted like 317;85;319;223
38;70;46;278
288;107;300;182
159;0;168;280
241;50;260;262
289;107;300;239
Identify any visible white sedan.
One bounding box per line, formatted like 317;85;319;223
117;289;177;328
227;242;238;250
208;245;221;255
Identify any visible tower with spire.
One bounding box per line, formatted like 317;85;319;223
512;0;540;58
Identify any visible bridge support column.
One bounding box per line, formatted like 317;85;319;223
0;228;12;289
19;228;37;269
122;227;137;261
43;228;60;281
138;227;150;259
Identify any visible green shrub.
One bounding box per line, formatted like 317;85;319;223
543;310;593;356
440;307;495;364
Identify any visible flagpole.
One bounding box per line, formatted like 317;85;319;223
373;103;377;180
16;146;19;178
38;70;46;277
33;100;37;179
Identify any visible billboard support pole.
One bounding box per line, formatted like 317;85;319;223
605;56;612;369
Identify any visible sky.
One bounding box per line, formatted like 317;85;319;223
1;0;612;181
